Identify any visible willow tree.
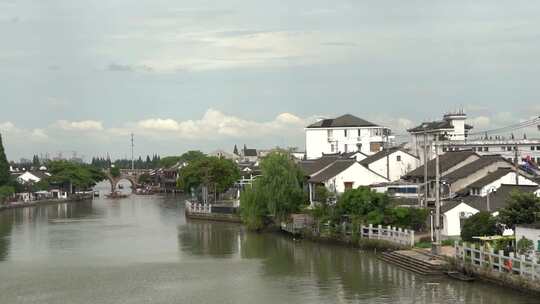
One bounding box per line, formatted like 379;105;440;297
240;151;305;229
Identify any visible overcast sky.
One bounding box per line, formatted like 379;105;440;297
1;0;540;161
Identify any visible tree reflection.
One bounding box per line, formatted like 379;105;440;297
178;220;239;258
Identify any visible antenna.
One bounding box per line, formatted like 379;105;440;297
131;133;134;170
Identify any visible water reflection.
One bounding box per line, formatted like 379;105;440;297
178;220;240;258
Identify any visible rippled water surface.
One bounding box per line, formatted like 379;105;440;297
0;182;538;303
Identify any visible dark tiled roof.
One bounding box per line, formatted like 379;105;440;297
307;114;378;128
360;147;418;166
309;160;356;183
342;151;368;159
406;151;479;179
443;184;540;213
408;120;453;133
299;156;341;176
443;155;511;183
244;149;258;157
465;168;515;189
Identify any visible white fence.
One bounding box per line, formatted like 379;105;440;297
185;201;212;214
455;242;540;280
360;224;415;247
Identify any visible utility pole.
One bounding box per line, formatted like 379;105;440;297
131;133;135;171
423;129;428;208
433;133;441;255
385;129;390;180
514;142;519;185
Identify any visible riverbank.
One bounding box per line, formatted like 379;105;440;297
0;196;93;212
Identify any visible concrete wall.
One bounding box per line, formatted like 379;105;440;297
367;151;420;181
442;202;479;237
515;226;540;252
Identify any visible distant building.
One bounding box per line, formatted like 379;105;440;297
407;111;540;168
305;114;392;160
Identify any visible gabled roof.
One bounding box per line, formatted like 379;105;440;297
443;155;512;183
407;120;454;133
360;147;418;166
309;159;357;183
299;155;341;176
307;114;378;129
244;149;258;157
445;184;540;213
465;168;516;189
406;151;479;179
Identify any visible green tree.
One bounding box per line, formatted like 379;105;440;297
110;166;121;178
0;185;14;203
517;237;534;256
239;152;305;229
180;150;205;163
46;161;106;193
333;187;390;224
461;211;499;242
177;156;240;195
498;191;540;229
384;207;429;231
159;156;183;168
138;173;151;185
0;134;10;186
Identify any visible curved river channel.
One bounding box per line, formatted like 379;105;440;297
0;182;538;304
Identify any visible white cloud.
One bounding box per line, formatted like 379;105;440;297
0;121;16;132
130;109;309;140
55;120;104;131
469;116;491;129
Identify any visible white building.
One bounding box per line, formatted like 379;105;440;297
359;147;420;181
407;111;473;163
300;157;389;207
408;111;540;169
305;114;392;160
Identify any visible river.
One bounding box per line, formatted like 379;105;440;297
0;182;537;303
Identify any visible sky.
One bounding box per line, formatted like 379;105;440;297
1;0;540;161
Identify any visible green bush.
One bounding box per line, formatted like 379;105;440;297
461;211;500;242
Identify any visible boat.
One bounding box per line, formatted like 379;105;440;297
445;271;475;282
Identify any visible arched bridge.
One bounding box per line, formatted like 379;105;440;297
103;169;152;193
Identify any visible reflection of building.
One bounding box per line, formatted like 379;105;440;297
305;114;392;160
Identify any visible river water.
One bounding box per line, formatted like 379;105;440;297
0;183;538;304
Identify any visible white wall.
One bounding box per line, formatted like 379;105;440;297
442;203;480;237
306;127;387;160
515;226;540;252
367;151;420;181
478;173;538;196
323;162;388;193
449;161;511;194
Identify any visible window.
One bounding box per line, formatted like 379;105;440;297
344;129;348;137
344;144;348;153
507;147;513;151
531;146;535;151
344;182;354;191
396;155;402;162
537;157;540;164
330;144;335;152
327;129;333;138
370;142;382;152
358;129;361;136
442;147;447;152
537;146;540;150
472;147;476;152
484;147;489;152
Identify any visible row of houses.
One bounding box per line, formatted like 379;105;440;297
298;113;540;240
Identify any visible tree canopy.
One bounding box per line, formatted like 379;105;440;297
498;191;540;229
461;211;500;242
240;152;305;229
46;161;106;193
177;156;240;195
333;187;390;224
0;134;10;186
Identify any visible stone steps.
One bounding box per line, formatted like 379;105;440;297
380;251;446;276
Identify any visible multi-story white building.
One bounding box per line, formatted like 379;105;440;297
408;111;540;167
305;114;392;160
